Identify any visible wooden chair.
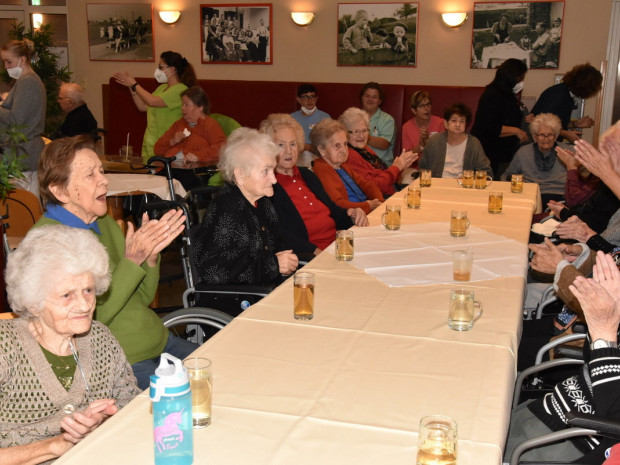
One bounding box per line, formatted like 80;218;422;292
1;188;43;251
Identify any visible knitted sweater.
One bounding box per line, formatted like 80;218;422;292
0;319;140;448
528;345;620;456
346;146;400;196
34;215;169;365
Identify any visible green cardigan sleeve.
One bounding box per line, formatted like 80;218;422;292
94;216;160;325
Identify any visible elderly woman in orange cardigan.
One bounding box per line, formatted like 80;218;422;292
154;85;226;165
311;118;383;213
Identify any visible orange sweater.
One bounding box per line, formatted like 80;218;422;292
153;115;226;164
312;158;384;213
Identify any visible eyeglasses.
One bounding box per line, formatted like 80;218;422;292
417;102;431;108
536;133;555;140
299;94;317;100
348;129;369;136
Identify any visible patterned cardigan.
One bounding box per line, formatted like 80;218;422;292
0;319;140;448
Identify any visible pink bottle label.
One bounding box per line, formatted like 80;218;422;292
154;410;185;453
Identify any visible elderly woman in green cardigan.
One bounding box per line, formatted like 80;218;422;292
34;135;193;390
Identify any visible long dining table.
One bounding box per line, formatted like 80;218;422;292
56;177;540;465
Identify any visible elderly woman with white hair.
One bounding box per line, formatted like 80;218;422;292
339;107;416;196
194;127;298;285
0;225;140;465
259;113;368;257
502;112;569;204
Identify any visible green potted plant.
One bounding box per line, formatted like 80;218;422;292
0;124;25;200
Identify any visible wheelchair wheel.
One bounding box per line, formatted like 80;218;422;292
162;307;233;345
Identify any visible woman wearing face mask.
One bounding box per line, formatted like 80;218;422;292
471;58;530;178
113;51;196;160
0;39;46;195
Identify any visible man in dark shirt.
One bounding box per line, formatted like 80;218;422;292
54;82;98;140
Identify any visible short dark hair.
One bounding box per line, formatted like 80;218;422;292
444;103;472;126
297;84;317;97
360;82;384;102
563;63;603;99
182;85;211;114
38;135;96;206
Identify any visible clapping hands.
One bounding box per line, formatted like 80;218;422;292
125;209;186;267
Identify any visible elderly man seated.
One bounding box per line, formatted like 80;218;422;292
507;248;620;462
53;82;98;140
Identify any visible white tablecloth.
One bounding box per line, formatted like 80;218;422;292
338;223;528;286
106;173;186;200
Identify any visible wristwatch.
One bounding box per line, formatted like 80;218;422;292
591;339;618;350
130;83;138;92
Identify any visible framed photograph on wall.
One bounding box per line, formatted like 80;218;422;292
471;1;564;69
200;3;272;64
86;3;154;62
337;3;418;67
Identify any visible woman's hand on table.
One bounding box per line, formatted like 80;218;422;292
547;200;567;218
347;207;369;227
366;199;381;211
529;237;563;274
184;153;199;163
555;215;596;243
276;250;298;275
392;149;418;171
112;71;137;88
60;399;118;444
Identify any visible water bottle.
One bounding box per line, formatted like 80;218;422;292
150;353;194;465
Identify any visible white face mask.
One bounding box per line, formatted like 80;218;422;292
512;81;524;94
154;68;168;83
301;106;316;116
7;59;23;80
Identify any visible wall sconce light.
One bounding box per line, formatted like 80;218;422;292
159;10;181;24
441;12;468;28
291;11;315;26
32;13;43;30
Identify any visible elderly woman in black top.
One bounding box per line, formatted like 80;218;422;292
259;114;368;257
194;127;298;285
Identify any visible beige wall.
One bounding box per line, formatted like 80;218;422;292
68;0;613;138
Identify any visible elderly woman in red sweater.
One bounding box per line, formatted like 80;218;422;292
339;106;417;196
311;118;384;213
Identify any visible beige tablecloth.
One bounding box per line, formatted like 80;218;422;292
57;176;536;465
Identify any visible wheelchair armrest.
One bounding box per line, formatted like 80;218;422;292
509;427;597;465
513;358;585;409
193;283;275;296
535;333;586;365
554;344;585;360
566;412;620;439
